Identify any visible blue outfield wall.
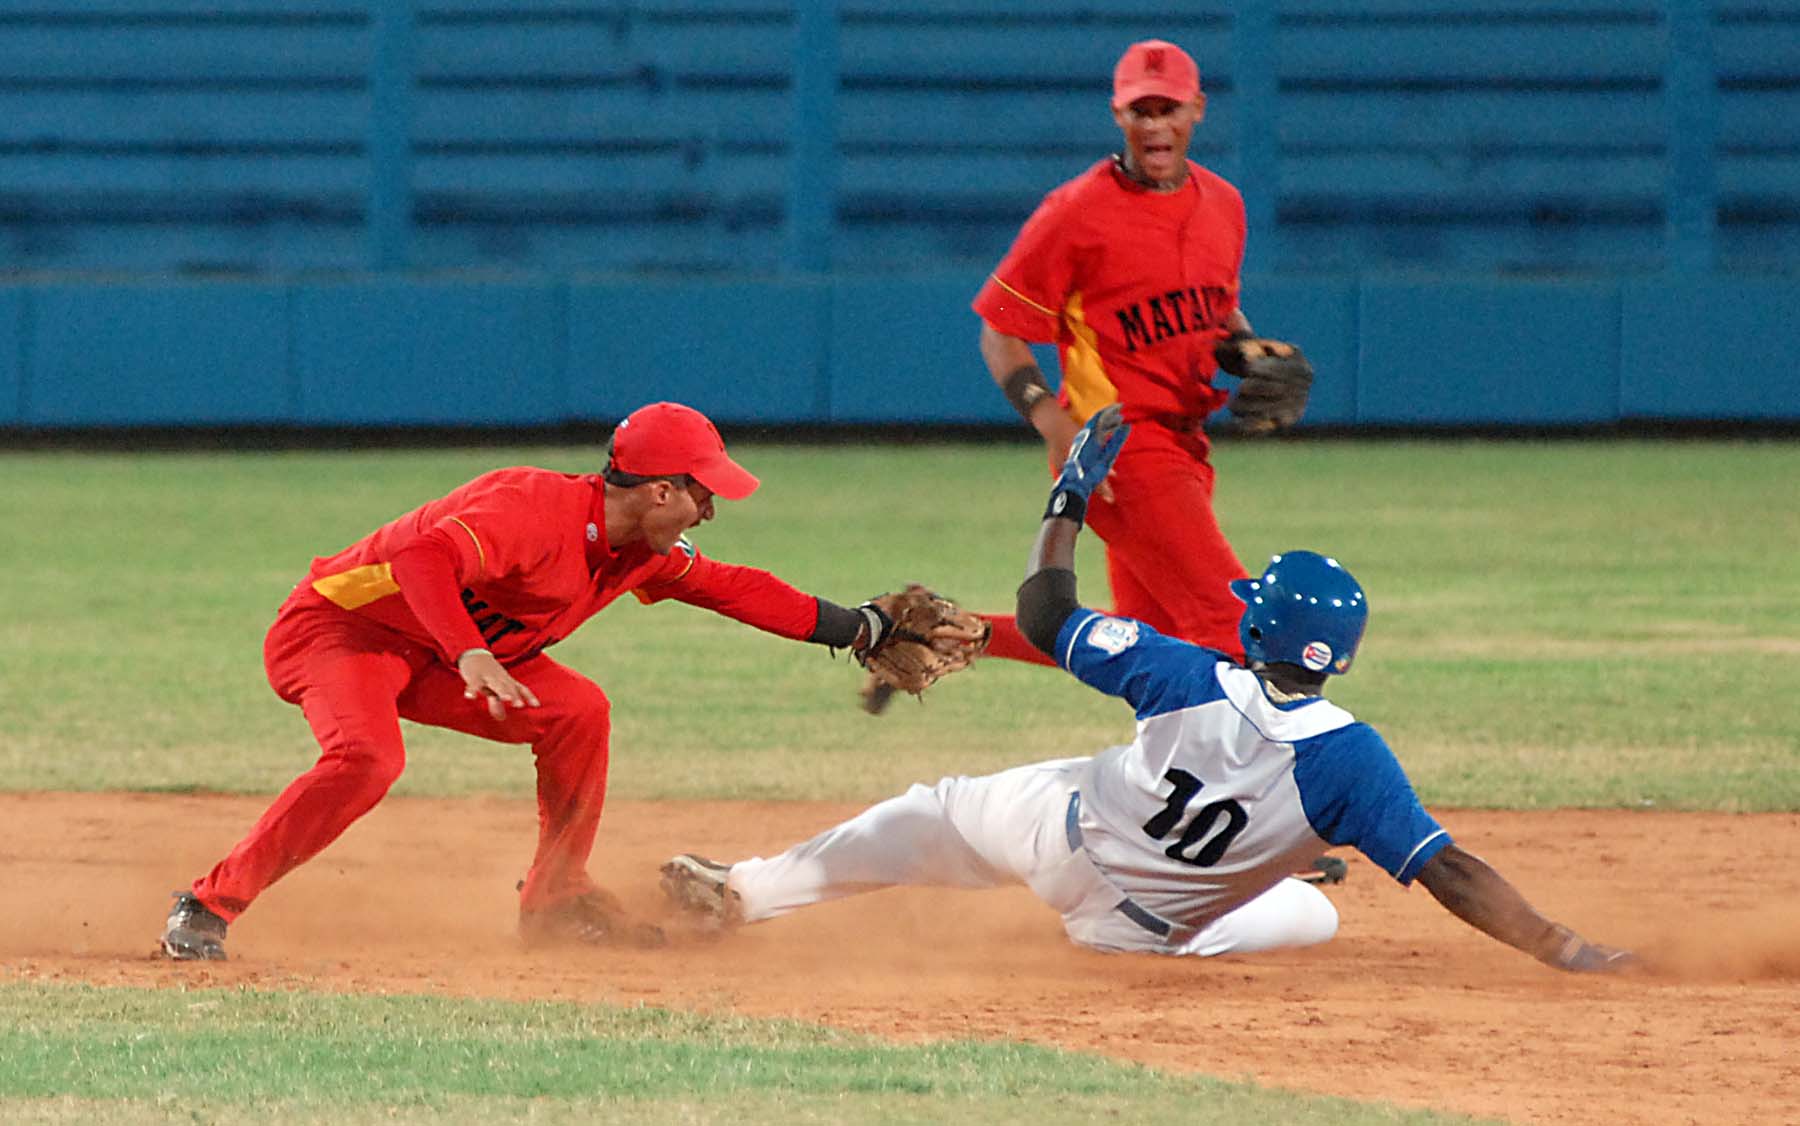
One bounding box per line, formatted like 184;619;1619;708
27;284;292;426
292;280;562;427
828;274;997;424
1358;281;1625;426
567;279;833;424
1619;279;1800;420
2;274;1798;430
0;290;23;424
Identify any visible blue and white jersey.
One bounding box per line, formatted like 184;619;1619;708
1056;609;1452;926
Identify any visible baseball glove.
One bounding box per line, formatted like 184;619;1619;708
1214;335;1313;434
854;584;991;697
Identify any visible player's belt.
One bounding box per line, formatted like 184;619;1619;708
1140;411;1208;434
1064;790;1186;941
1115;898;1175;938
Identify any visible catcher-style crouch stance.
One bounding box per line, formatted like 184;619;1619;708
158;401;982;962
664;410;1635;971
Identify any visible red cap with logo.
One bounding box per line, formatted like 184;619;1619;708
608;401;760;501
1112;39;1201;109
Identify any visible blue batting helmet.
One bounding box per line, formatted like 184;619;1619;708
1228;551;1368;675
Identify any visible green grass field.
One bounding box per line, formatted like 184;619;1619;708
1;436;1793;1123
0;984;1482;1125
2;438;1795;807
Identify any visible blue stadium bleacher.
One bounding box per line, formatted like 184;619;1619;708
0;1;1795;427
1;0;1793;277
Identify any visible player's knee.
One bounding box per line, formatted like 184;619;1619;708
537;680;611;739
1195;878;1339;955
327;744;406;801
565;680;612;725
566;694;611;731
1288;880;1339;947
364;743;408;790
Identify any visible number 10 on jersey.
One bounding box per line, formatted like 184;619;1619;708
1142;768;1249;867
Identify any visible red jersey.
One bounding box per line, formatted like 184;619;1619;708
297;467;821;665
973;158;1245;425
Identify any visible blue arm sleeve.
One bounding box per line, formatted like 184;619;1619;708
1293;724;1452;885
1055;610;1229;719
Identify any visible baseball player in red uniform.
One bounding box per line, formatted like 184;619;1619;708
160;402;900;961
955;39;1296;676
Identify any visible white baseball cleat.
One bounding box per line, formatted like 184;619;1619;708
659;854;742;930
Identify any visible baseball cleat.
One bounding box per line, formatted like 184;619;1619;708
859;672;897;716
519;889;667;949
1297;856;1348;886
659;854;742;930
159;891;228;961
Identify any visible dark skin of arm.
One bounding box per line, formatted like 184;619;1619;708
1417;843;1634;972
1417;845;1568;958
1025;511;1081;579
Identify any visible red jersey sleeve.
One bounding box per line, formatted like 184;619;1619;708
972;182;1083;343
388;533;489;662
636;549;821;641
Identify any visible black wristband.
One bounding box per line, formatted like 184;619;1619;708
1001;364;1053;422
1043;489;1088;526
808;599;867;648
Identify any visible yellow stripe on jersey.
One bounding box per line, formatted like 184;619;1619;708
312;562;399;610
989;274;1060;320
1060;292;1120;425
446;516;486;577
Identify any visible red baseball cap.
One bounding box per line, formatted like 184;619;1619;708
1112;39;1201;109
608;401;759;501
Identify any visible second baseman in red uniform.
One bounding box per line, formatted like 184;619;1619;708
959;39;1291;675
159;402;896;961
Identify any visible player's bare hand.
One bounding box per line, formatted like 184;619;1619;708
457;647;541;722
1039;408;1115;503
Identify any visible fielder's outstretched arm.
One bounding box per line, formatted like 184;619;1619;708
1417;844;1634;973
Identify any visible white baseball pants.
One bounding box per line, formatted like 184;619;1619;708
726;757;1338;957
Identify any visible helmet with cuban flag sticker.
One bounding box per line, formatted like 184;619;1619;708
1228;551;1367;675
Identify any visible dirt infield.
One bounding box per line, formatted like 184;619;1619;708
3;793;1797;1125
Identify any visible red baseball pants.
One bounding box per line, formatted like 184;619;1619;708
191;598;610;921
983;419;1248;664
